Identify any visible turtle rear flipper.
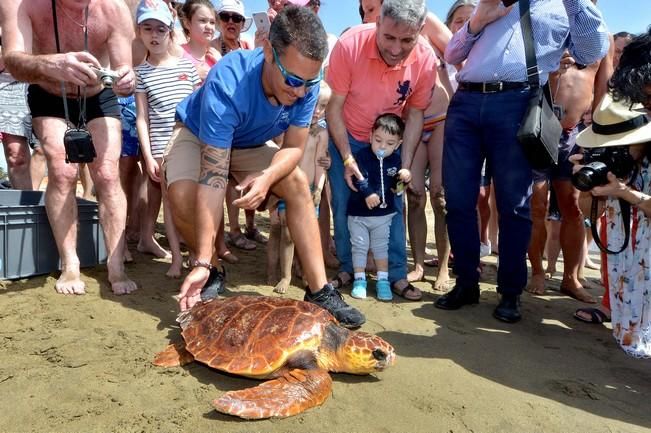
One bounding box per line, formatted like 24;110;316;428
153;342;195;367
212;368;332;419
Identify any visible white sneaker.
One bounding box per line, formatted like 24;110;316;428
480;241;492;258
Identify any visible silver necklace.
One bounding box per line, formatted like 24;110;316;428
56;1;87;29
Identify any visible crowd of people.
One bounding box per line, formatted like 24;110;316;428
0;0;649;358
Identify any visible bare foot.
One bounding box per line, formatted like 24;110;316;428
585;258;600;270
108;269;138;295
55;267;86;295
560;284;596;304
407;264;425;282
137;237;171;259
526;273;546;295
273;278;290;294
544;270;557;280
123;247;134;264
433;271;450;291
166;260;183;278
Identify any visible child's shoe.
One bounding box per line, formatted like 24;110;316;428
351;279;367;299
376;279;393;301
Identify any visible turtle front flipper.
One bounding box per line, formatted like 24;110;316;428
153;342;195;367
212;368;332;419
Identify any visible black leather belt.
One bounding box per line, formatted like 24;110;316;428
457;81;530;93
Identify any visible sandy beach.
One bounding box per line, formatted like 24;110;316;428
1;211;650;433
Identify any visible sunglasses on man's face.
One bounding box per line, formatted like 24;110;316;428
271;47;322;88
219;12;245;24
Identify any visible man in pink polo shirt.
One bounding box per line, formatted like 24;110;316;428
326;0;436;301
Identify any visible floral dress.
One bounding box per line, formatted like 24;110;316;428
602;157;651;358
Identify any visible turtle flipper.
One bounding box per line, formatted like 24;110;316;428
212;368;332;419
152;342;194;367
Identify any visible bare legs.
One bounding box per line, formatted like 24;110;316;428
33;116;136;295
526;181;548;295
2;133;32;189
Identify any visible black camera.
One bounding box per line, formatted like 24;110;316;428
63;128;96;163
571;146;635;192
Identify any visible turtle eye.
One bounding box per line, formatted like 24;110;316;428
372;349;387;361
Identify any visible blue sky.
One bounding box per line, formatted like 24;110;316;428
241;0;650;38
0;1;647;172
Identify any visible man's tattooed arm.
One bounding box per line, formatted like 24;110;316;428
198;145;231;189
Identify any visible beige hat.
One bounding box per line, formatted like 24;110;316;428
576;93;651;148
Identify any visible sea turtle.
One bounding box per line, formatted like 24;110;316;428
153;295;395;419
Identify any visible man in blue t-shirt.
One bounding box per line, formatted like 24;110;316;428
163;6;365;329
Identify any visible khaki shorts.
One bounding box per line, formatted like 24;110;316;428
163;123;281;208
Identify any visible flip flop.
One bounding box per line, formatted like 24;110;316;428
391;282;422;301
573;307;611;324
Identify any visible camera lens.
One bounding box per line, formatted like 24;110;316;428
100;75;114;88
571;162;609;191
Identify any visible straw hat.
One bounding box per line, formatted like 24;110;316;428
576;93;651;148
216;0;252;32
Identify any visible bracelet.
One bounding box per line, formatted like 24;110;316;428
343;155;355;167
190;259;213;270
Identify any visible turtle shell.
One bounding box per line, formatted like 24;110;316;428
180;295;336;377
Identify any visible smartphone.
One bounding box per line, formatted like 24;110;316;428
502;0;518;6
253;12;271;33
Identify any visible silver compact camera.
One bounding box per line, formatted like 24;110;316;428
92;67;120;88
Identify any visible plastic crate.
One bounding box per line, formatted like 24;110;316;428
0;190;106;280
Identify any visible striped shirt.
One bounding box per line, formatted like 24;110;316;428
135;58;200;158
445;0;609;85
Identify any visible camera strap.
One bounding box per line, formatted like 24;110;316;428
52;0;89;130
590;197;630;254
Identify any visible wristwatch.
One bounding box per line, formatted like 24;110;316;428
190;259;213;270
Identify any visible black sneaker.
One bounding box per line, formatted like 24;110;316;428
200;266;226;302
305;283;366;328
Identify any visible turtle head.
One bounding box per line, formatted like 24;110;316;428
337;331;396;374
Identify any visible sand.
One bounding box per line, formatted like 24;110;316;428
1;214;650;433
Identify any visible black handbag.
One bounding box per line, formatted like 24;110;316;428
516;0;561;170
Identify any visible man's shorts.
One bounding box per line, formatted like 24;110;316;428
27;84;121;124
118;95;139;157
532;125;581;183
163;124;281;209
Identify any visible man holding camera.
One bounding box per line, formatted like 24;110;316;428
0;0;138;295
436;0;609;322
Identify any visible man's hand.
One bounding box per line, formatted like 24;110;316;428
468;0;513;35
344;159;364;192
177;267;210;311
54;51;101;86
365;193;381;209
232;172;273;210
113;65;135;96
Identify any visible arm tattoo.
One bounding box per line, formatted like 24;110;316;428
198;145;231;190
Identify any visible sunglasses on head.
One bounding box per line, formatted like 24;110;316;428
271;47;322;88
219;12;245;24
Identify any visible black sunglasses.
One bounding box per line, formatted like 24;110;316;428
219;12;245;24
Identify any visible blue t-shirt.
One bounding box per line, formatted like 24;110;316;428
176;48;319;149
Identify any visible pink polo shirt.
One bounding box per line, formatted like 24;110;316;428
327;24;437;142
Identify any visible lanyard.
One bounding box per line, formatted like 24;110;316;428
52;0;89;129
